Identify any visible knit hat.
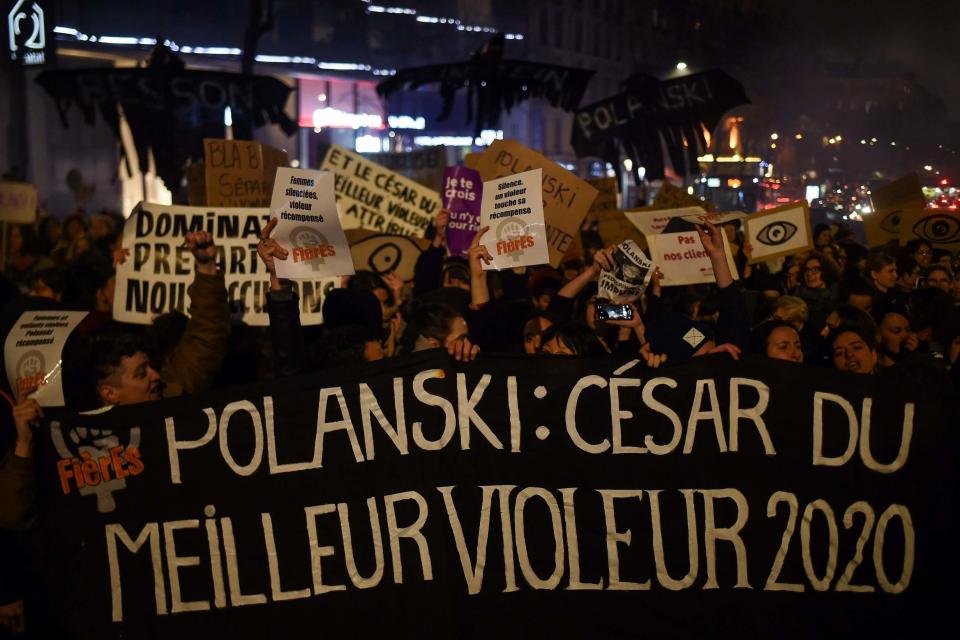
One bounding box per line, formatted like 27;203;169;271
645;312;715;364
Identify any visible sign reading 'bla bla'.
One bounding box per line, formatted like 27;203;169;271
31;352;958;638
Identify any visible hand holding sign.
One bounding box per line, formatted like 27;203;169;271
256;218;289;291
12;398;42;457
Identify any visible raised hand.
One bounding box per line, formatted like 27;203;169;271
185;230;218;275
433;209;450;248
695;220;724;258
448;335;480;362
12;397;42;458
256;218;288;290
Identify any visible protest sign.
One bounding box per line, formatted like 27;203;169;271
626;206;738;286
871;173;926;213
898;208;960;252
865;173;927;248
744;201;813;264
345;229;430;283
204;139;289;208
113;203;338;326
4;311;88;406
587;177;618;215
321;145;441;237
653;181;714;211
442;166;483;258
31;351;958;637
479;169;550;270
0;180;38;224
466;140;598;267
598;240;654;300
269;168;354;279
365;146;447;191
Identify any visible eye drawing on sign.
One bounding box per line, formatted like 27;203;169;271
879;210;902;234
755;220;798;246
50;421;143;513
290;226;330;270
912;214;960;244
7;0;45;53
368;242;402;273
497;218;529;263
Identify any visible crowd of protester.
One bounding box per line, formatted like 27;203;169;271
1;197;960;633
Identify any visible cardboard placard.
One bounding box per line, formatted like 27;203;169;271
4;311;89;406
269;169;354;279
466;140;598;267
114;203;338;326
743;201;813;264
653;181;714;211
898;208;960;252
595;208;648;249
479;169;550;270
0;180;38;224
344;230;430;283
871;172;926;212
321;145;441;238
204;139;288;208
442;166;483;259
586;177;618;215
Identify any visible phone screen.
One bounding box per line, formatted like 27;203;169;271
597;304;633;321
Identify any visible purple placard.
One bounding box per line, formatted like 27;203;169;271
442;166;482;258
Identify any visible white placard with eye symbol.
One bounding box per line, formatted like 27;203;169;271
743;201;813;264
900;208;960;251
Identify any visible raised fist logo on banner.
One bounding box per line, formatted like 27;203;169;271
50;421;144;513
290;226;332;271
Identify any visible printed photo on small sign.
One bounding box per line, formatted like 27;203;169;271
743;201;813;264
624;206;707;237
898;208;960;252
479;169;549;270
345;230;430;283
321;145;441;238
647;231;738;286
4;311;88;406
204;139;288;208
270;168;354;279
442;166;482;258
0;180;38;224
466;140;598;268
598;240;654;300
114;203;338;326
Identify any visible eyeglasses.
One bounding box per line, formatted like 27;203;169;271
804;266;821;273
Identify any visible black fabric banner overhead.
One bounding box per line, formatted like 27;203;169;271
35;66;297;192
570;70;750;180
27;352;959;638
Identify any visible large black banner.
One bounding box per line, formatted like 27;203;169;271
28;352;959;638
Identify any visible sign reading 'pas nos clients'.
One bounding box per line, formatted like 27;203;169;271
32;352;958;638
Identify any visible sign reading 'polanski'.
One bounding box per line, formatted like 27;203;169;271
113;202;337;326
33;352;954;637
